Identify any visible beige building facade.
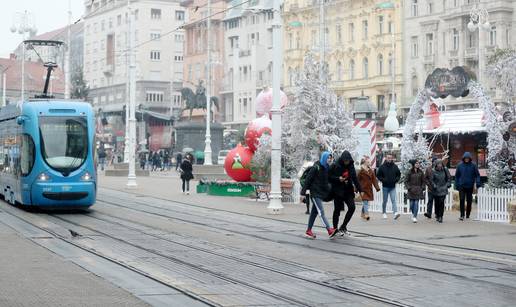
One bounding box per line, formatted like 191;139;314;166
283;0;404;131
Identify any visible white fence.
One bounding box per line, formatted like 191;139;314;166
370;184;454;214
477;188;515;223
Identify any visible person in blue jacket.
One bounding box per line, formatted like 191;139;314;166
455;152;481;220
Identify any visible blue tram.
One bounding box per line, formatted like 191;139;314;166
0;100;96;208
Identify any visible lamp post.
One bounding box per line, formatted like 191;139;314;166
10;11;36;103
64;0;72;99
204;0;213;165
467;5;490;84
267;0;283;214
2;65;10;107
126;0;137;188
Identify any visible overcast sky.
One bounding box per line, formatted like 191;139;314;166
0;0;85;57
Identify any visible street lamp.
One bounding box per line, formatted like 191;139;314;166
267;0;283;214
10;11;37;103
204;0;214;166
126;0;137;188
467;6;490;83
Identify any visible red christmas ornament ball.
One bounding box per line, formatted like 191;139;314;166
224;144;254;182
244;115;272;152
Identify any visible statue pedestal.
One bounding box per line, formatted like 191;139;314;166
175;121;224;164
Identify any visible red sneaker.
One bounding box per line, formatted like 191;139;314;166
328;228;337;239
305;229;316;239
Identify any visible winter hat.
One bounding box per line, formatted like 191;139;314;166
409;159;418;167
319;151;332;169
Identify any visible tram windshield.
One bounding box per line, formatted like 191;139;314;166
39;117;88;175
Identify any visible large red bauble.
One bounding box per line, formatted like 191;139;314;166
255;87;288;118
245;115;272;152
224;144;254;182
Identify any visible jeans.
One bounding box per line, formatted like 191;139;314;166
426;191;434;216
459;187;474;218
362;200;370;214
434;195;446;218
98;158;106;171
307;197;331;230
182;179;190;192
333;195;356;230
409;199;419;218
382;187;398;214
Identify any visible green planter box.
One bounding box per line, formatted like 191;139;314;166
207;183;255;197
196;183;208;193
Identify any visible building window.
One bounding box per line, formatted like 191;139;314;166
336;24;342;44
174;34;184;42
146;91;164;102
349;59;355;80
150;50;161;60
506;28;511;47
377;95;385;115
336;61;342;80
134;9;139;21
428;1;433;14
388;21;393;33
349;23;354;42
453;28;459;50
288;33;293;49
426;33;434;55
442;32;446;55
151;32;161;41
489;26;497;46
175;10;185;21
363;57;369;79
117;15;122;25
411;36;419;57
378;16;384;35
362;20;368;40
151;9;161;20
412;0;418;17
295;32;300;48
377;54;383;75
101;20;105;31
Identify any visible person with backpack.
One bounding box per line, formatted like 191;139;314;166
180;155;194;194
299;161;314;214
376;154;401;220
329;151;362;236
357;157;380;221
424;156;438;219
432;159;452;223
97;146;107;171
455;152;481;220
404;159;426;223
300;151;337;239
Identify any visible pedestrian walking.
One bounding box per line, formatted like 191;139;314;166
298;161;314;214
329;151;362;236
376;154;401;220
455;152;481;220
98;146;107;171
180;156;194;194
424;156;438;219
357;157;380;221
431;159;451;223
139;152;146;170
300;151;337;239
404;159;426;223
176;152;183;171
376;148;384;169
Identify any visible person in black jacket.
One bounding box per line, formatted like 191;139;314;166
376;154;401;220
329;151;362;236
300;151;337;239
180;156;194;194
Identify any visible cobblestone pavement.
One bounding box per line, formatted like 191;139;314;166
1;173;515;306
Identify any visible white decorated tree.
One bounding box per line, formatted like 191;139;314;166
282;53;358;176
250;133;272;182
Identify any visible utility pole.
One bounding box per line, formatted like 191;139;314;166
64;0;71;99
204;0;213;165
126;0;137;188
267;0;283;214
124;1;131;163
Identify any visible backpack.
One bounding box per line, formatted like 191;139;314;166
300;163;319;189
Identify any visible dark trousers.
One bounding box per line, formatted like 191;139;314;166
303;193;310;213
459;187;474;218
426;191;434;216
434;195;446;218
182;179;190;192
333;195;356;230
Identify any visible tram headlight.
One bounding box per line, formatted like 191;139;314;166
81;172;92;181
37;172;50;181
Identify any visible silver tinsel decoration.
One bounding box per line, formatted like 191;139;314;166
282;53;358;176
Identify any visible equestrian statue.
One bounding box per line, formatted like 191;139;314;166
181;80;219;121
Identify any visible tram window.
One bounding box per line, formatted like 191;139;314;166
21;134;35;176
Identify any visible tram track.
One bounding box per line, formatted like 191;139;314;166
92;197;516;291
99;187;516;259
48;211;410;307
96;194;516;274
